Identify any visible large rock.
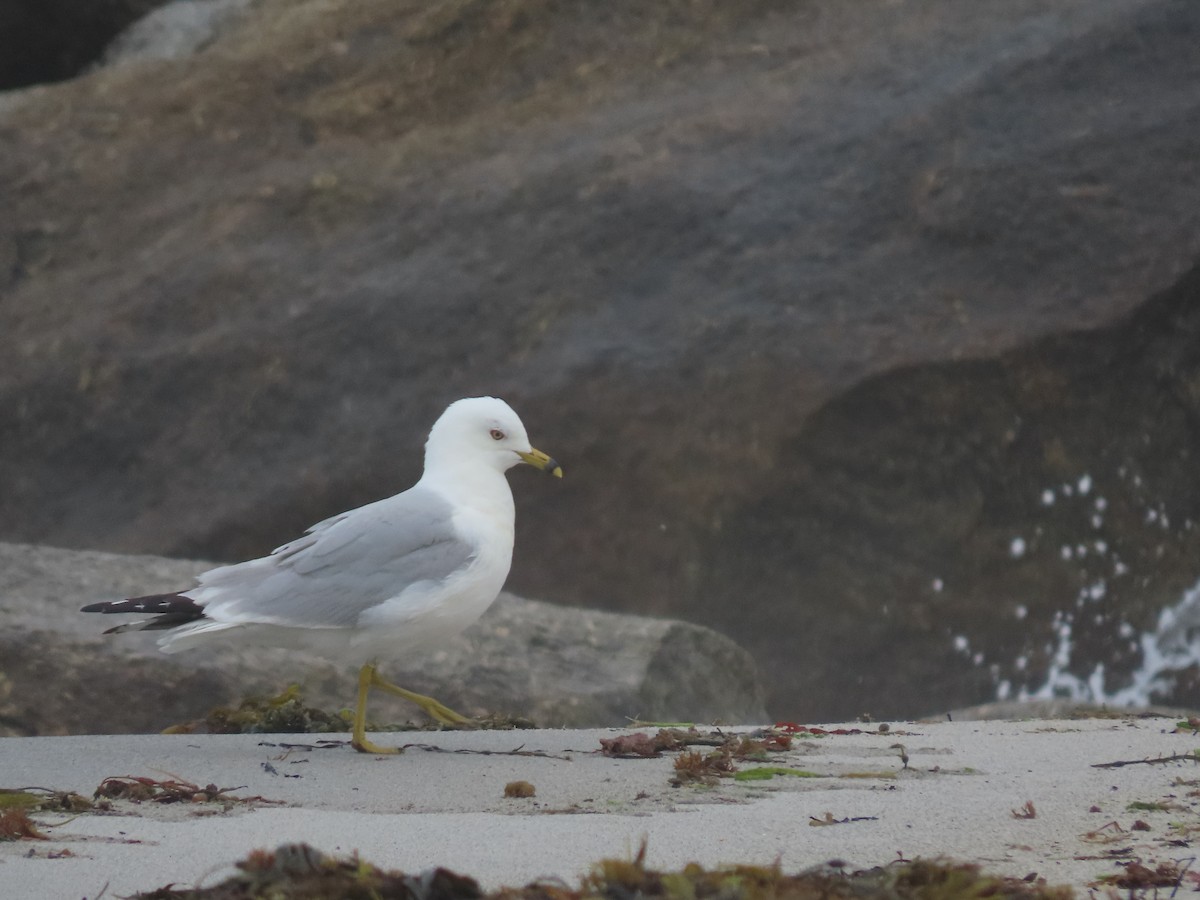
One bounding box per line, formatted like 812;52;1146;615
0;542;766;735
701;267;1200;719
1;0;1199;721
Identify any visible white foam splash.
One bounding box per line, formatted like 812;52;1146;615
1023;577;1200;706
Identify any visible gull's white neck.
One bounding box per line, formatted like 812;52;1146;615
419;456;516;523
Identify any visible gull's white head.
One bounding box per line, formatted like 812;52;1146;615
424;397;562;478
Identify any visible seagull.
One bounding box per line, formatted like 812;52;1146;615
82;396;562;754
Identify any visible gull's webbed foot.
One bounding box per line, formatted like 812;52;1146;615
350;733;403;755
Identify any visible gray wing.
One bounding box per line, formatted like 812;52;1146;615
188;486;477;629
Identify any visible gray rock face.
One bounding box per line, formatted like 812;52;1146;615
0;542;766;735
99;0;253;67
1;0;1199;722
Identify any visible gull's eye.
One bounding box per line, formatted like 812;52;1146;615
490;428;505;441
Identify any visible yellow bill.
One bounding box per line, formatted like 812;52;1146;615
517;448;563;478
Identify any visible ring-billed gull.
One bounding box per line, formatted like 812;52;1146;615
82;396;562;754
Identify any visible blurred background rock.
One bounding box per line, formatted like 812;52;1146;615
0;542;766;734
2;0;1199;723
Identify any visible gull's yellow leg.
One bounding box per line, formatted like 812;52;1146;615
351;663;402;755
349;662;475;753
366;665;474;727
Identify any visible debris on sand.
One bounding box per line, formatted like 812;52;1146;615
132;841;1073;899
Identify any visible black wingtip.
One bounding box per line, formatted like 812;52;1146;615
82;593;208;634
80;593;202;616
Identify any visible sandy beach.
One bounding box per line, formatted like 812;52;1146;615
2;717;1198;898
